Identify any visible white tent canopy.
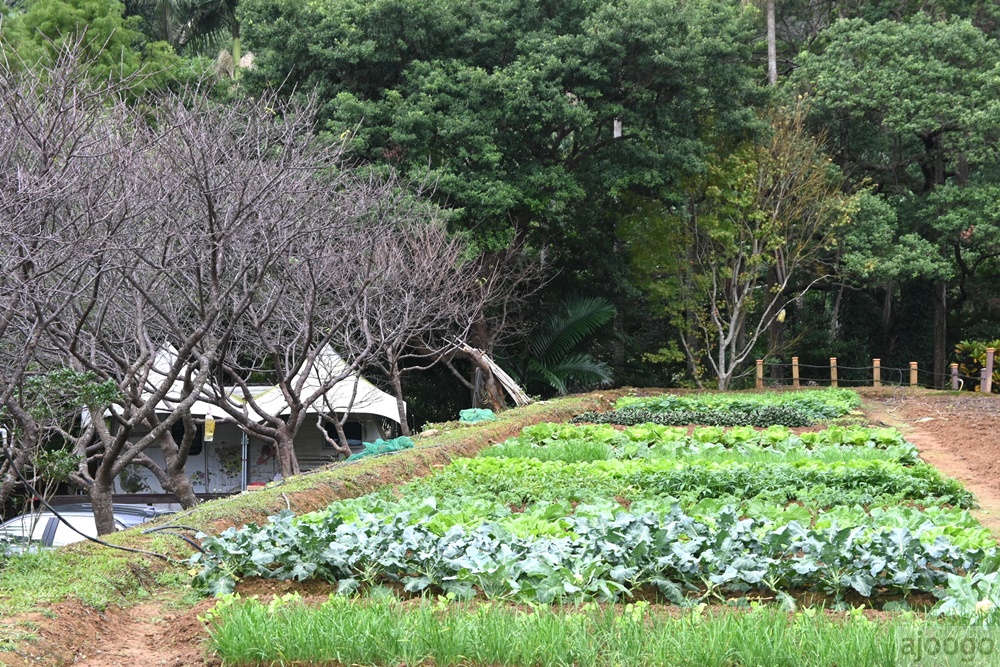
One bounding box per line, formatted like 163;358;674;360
140;345;403;424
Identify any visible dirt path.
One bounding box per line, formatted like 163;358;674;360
67;601;211;667
0;598;214;667
863;391;1000;538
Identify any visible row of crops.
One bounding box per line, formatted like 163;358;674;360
191;390;997;617
573;388;862;427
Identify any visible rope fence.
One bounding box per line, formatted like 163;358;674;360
752;348;997;393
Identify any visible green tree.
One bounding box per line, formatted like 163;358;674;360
624;104;856;389
789;15;1000;384
1;0;178;86
239;0;763;250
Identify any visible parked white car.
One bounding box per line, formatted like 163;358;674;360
0;503;172;550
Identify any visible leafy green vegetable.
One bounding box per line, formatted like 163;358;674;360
577;389;862;427
191;503;990;604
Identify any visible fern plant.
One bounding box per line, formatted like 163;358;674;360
510;296;615;396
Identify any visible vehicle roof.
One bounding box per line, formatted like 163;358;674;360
1;504;173;528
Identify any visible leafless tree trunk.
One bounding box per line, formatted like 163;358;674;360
767;0;777;85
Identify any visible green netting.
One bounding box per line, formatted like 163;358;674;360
459;408;497;423
345;436;415;462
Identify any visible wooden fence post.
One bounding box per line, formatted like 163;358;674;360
830;357;838;388
756;359;764;389
792;357;800;389
873;359;881;388
951;363;959;391
909;362;918;388
985;348;995;394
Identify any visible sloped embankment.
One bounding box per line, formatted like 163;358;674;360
181;391;623;535
0;391;623;667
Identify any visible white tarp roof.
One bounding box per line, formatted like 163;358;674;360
141;345;403;424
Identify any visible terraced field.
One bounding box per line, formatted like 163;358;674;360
190;390;1000;666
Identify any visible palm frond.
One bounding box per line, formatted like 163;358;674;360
530;296;615;364
527;353;612;396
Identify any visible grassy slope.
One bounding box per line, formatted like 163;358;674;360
0;391;621;618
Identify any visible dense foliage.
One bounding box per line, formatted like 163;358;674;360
574;389;860;427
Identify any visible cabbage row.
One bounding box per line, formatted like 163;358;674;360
411;457;973;509
484;423;918;465
574;389;860;427
193;503;990;603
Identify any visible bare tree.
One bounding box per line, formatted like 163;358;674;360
58;87;363;531
0;43;151;517
442;248;544;412
207;172;408;475
347;211;493;435
0;41;382;530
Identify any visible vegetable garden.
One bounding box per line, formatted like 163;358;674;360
192;390;1000;665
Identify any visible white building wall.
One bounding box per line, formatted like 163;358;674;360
114;416;385;495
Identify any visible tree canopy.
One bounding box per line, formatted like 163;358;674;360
239;0;765;251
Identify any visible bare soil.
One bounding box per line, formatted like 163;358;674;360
3;390;999;667
862;390;1000;534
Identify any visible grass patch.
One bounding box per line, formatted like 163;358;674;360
205;595;903;667
0;548;165;615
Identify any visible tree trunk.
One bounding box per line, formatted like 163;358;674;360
89;474;117;536
768;273;785;381
232;22;241;66
612;312;625;383
479;366;506;413
881;282;893;339
933;280;948;388
154;432;202;508
164;468;200;508
766;0;777;86
327;418;352;458
830;284;844;341
0;448;29;510
389;365;411;436
274;428;299;478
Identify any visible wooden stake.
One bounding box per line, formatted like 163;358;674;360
873;358;881;388
791;357;800;389
909;362;918;388
830;357;837;388
756;359;764;389
985;348;995;394
951;363;959;391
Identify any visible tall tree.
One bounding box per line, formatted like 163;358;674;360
238;0;764;390
1;0;179;88
789;15;1000;384
239;0;762;249
623;104;855;389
